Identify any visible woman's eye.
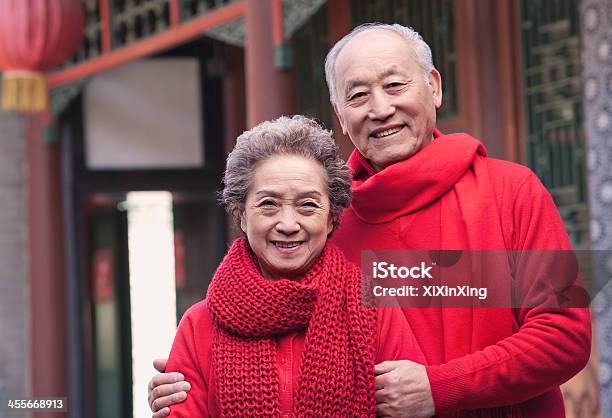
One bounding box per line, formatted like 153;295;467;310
257;200;277;207
300;201;320;211
349;92;366;101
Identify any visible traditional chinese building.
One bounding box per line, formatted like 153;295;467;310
0;1;609;417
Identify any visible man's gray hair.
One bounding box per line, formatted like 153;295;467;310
324;23;434;105
221;115;352;230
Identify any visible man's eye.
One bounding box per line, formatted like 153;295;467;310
387;82;404;89
349;92;366;100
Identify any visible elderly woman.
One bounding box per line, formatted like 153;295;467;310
155;115;423;417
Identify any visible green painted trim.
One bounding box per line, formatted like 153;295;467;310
274;42;293;70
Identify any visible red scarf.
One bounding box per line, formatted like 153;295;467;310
206;238;376;417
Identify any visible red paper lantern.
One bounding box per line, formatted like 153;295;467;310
0;0;85;112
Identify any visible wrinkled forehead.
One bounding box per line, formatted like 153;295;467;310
342;65;407;91
334;30;419;92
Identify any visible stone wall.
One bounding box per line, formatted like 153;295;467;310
0;110;31;418
582;0;612;416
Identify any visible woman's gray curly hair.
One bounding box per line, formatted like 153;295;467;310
221;115;352;230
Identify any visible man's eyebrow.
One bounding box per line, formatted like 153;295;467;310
343;67;404;95
344;78;368;94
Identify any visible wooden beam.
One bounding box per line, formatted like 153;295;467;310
47;1;245;88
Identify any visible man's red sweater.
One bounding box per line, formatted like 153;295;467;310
331;130;591;417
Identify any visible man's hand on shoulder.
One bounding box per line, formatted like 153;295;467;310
375;360;435;418
148;358;191;418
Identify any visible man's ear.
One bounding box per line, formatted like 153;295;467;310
333;104;348;135
429;68;443;109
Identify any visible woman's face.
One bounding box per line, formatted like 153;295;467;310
241;154;333;281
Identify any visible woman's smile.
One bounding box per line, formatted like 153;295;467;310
270;240;304;253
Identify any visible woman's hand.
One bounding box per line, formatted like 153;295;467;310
148;358;191;418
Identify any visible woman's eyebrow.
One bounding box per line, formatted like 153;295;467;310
255;190;282;197
296;191;323;198
254;190;322;198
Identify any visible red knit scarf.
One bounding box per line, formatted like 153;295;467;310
206;237;376;417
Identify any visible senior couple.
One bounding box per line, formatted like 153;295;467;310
148;23;591;417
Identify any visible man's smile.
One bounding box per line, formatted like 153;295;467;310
271;240;304;249
370;124;406;139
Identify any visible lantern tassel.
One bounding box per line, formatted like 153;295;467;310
2;71;48;112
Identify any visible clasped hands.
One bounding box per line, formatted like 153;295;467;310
148;359;434;418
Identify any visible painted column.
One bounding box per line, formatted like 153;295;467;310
223;43;247;239
223;44;246;152
244;0;296;127
326;0;355;160
27;114;67;418
581;0;612;416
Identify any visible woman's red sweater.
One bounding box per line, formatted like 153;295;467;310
166;302;425;417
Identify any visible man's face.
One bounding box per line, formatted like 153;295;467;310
333;30;442;170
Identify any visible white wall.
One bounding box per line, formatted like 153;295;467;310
84;58;204;170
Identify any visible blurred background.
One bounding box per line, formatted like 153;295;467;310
0;0;609;417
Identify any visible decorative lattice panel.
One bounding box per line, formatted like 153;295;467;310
74;0;234;61
350;0;457;121
73;1;325;62
111;0;171;47
520;0;588;248
181;0;233;21
205;0;326;47
78;0;104;61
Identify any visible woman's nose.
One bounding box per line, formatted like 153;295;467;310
275;206;300;234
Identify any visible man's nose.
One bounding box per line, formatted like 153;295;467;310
275;206;300;234
368;91;395;120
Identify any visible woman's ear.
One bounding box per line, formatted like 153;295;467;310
327;216;334;235
240;211;247;233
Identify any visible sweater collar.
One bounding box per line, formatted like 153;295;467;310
347;129;487;223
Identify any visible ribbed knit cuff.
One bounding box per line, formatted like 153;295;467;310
425;363;471;414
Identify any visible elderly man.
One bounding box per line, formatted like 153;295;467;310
148;23;590;417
